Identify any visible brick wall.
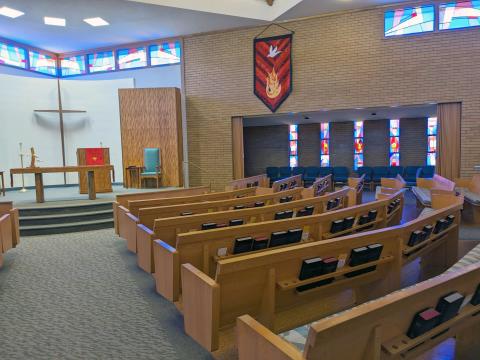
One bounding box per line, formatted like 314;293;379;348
364;120;389;167
298;123;320;167
330;122;354;168
400;118;428;166
184;2;480;188
244;125;289;176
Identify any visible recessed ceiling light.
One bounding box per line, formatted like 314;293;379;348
84;17;109;27
44;16;66;26
0;6;24;18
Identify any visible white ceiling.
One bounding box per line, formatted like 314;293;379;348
0;0;413;53
243;104;438;127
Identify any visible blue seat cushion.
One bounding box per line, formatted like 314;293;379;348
141;171;159;176
372;167;389;182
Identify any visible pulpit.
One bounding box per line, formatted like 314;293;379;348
77;148;113;194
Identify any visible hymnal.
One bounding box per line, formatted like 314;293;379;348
471;284;480;306
254;201;265;207
216;223;228;228
233;237;254;254
181;212;193;216
330;219;345;233
234;205;245;210
274;211;286;220
296;209;308;217
445;214;455;227
326;199;336;210
280;197;288;203
407;308;441;339
297;257;338;292
435;292;465;323
286;195;293;202
253;181;259;186
408;230;424;247
367;243;383;261
358;214;370;225
201;223;217;230
287;228;303;243
345;246;370;278
304;206;314;215
368;209;378;221
343;216;355;230
284;210;294;219
423;224;433;238
229;219;244;226
252;237;269;250
269;231;289;247
299;257;323;280
434;219;448;234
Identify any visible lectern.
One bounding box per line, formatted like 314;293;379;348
77;148;113;194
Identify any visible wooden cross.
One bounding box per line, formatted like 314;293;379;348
34;78;86;184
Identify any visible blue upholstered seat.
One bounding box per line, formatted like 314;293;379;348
419;166;435;178
388;166;404;178
333;166;349;184
266;167;280;183
292;167;305;177
140;148;161;188
303;166;320;186
318;167;333;177
372;166;389;182
356;166;373;182
404;166;421;186
279;166;292;179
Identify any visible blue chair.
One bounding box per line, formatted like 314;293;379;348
266;167;279;184
303;166;320;186
404;166;422;186
319;167;333;178
357;166;373;190
388;166;404;178
419;166;435;178
292;166;305;178
140;148;162;188
372;166;389;184
279;166;292;180
333;166;349;185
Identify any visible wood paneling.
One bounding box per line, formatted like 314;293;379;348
77;148;112;194
119;88;183;187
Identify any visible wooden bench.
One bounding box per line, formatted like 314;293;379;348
154;190;404;303
225;174;270;191
348;174;366;205
137;187;353;273
237;262;480;360
114;186;209;234
0;201;20;249
412;175;456;207
179;197;461;352
272;175;303;193
455;174;480;223
0;212;13;268
125;188;305;253
302;175;333;198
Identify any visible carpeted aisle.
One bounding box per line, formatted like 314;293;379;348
0;229;212;360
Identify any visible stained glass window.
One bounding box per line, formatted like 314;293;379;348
87;51;115;73
117;47;147;70
60;55;86;77
427;117;438;166
289;125;298;168
29;50;57;76
0;42;27;69
440;1;480;30
353;121;364;170
150;41;181;66
389;120;400;166
320;123;330;167
384;5;435;37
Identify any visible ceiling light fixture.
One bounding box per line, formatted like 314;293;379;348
0;6;25;18
44;16;66;26
84;17;109;27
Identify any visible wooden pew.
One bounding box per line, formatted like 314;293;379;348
272;175;303;193
302;175;333;198
137;187;352;273
455;174;480;223
126;188;304;253
225;174;270;191
154;190;404;303
114;186;209;234
0;201;20;248
118;187;256;242
348;174;366;205
237;261;480;360
179;197;461;352
413;175;456;207
0;212;14;268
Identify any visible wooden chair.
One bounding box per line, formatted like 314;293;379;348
140;148;162;188
237;261;480;360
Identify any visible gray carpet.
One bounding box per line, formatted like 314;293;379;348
0;229;212;360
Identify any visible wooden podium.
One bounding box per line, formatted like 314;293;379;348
77;148;113;194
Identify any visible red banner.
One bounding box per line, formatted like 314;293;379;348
85;148;105;166
254;34;292;112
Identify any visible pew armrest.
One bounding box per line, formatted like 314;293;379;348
181;263;220;352
236;315;303;360
153;240;180;302
136;224;155;273
113;201;120;235
125;212;140;253
10;208;20;247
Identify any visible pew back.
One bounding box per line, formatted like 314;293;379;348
381;174;406;189
226;175;269;191
272;175;303;193
0;201;20;247
417;174;455;192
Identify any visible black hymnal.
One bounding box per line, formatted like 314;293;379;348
343;216;355;230
181;211;193;216
252;236;269;250
358;214;370;225
284;210;294;219
229;219;244;226
296;209;308;217
280;197;288;203
367;243;383;261
368;209;378;221
269;231;289;247
253;181;259;187
435;292;465;324
288;228;303;244
327;199;336;210
254;201;265;207
201;223;217;230
445;215;455;227
471;284;480;306
335;197;342;206
317;257;339;286
434;219;448;234
246;183;252;188
387;204;395;214
423;224;433;238
408;230;424;247
216;223;227;228
234;205;245;210
345;246;370;278
330;219;345;233
297;257;338;292
233;237;254;254
274;211;286;220
407;308;441;339
286;195;293;202
304;206;314;215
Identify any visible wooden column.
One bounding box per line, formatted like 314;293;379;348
232;116;245;180
437;102;461;179
34;173;45;203
87;170;96;200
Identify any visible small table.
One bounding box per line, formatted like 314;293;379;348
125;166;142;188
0;171;5;196
10;165;115;203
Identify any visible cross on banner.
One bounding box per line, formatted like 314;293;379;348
34;78;86;184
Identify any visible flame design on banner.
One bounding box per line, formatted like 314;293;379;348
254;34;292;112
85;148;105;166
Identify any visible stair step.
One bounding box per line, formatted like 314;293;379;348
20;219;114;236
19;202;113;216
20;209;113;226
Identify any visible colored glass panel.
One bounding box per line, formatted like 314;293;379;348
389;119;400;166
354;121;364;138
60;55;86;77
149;41;181;66
320;123;330;167
118;47;147;70
289;125;298;168
390;119;400;136
427;117;438;166
321;155;330;167
321;140;329;155
385;5;435;37
290;156;298;168
87;51;115;73
29;50;57;76
354;138;364;154
390;153;400;166
0;42;27;68
321;123;330;139
427;152;436;166
390;137;400;153
440;1;480;30
354;154;364;169
353;121;364;170
427;136;437;152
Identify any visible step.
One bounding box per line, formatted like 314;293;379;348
19;202;113;217
20;209;113;226
20;219;114;237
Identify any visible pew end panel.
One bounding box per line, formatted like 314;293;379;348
113;201;120;235
181;263;220;352
10;208;20;247
153;240;180;302
0;213;13;253
125;213;140;253
117;205;131;240
136;224;156;273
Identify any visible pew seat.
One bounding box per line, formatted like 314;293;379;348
412;186;432;207
456;188;480;205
